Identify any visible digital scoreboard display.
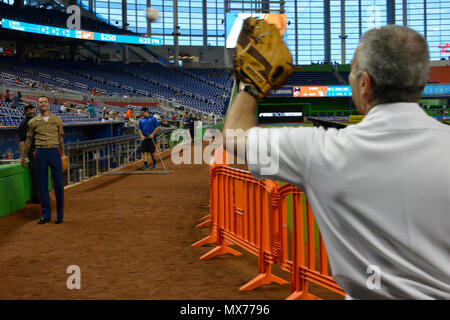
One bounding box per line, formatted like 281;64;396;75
258;104;304;124
0;18;162;46
268;84;450;98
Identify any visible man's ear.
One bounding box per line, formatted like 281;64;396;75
360;71;373;102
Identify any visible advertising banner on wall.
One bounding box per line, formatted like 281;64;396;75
269;84;450;98
306;116;350;122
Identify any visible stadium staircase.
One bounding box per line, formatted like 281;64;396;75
331;65;347;85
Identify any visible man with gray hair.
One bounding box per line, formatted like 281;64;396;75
224;25;450;299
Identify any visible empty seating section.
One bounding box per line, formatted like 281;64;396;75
0;103;22;127
0;102;98;126
0;56;233;115
0;99;170;127
109;62;231;115
180;68;233;89
41;59;139;97
1;55;359;118
0;56;109;95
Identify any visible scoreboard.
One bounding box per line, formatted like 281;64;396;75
0;18;162;46
270;84;450;98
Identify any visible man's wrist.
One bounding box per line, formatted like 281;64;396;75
239;82;259;99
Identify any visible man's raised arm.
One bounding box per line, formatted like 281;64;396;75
222;91;258;158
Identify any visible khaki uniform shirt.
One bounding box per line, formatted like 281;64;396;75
27;113;64;148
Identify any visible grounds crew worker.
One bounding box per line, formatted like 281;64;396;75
138;107;160;170
21;95;65;224
225;20;450;299
18;103;39;204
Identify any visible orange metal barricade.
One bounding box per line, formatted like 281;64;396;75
193;148;345;299
199;166;288;291
276;184;345;299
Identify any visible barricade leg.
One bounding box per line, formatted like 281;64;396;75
196;219;211;229
192;233;234;247
240;263;288;291
192;235;216;247
286;290;319;300
200;244;242;260
199;214;211;221
286;268;318;300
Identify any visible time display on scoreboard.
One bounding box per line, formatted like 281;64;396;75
1;18;162;46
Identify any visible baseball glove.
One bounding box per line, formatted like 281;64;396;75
234;17;293;101
61;155;68;173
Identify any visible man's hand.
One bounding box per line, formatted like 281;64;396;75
20;157;27;168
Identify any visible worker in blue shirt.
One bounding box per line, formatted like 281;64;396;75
138;107;160;170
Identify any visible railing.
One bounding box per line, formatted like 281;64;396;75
74;82;88;89
38;73;51;79
121;85;133;91
136;89;149;96
1;72;15;80
65;134;138;184
107;80;119;87
93;76;104;83
64;128;173;185
56;77;70;84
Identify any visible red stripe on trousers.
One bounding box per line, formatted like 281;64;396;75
33;149;43;213
57;148;65;211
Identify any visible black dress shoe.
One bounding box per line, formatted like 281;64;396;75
55;219;63;224
37;218;50;224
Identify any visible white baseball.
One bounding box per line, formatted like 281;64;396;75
146;8;160;23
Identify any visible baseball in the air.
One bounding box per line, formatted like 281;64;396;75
146;8;160;23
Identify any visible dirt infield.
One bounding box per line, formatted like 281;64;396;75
0;154;342;300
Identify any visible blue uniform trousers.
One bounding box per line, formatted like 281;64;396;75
34;148;64;220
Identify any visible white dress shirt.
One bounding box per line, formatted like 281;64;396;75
247;102;450;299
